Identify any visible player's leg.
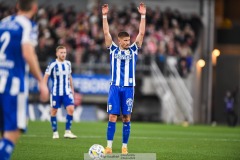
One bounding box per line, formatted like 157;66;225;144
65;105;74;131
0;130;21;160
121;115;131;154
106;85;120;154
106;114;117;154
121;87;134;154
0;93;26;159
63;93;77;138
50;94;60;139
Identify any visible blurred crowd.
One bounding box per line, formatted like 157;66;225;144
0;2;202;77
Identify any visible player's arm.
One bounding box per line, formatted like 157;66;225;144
22;44;42;82
69;75;74;96
22;44;49;102
102;4;112;48
68;62;74;95
135;2;146;48
43;73;49;88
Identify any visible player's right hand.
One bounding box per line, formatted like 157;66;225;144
102;4;109;15
39;81;49;102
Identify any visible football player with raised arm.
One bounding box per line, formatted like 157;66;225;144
102;2;146;154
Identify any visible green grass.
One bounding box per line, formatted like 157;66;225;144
11;121;240;160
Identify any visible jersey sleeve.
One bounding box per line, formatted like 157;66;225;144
1;16;11;23
107;41;118;54
16;16;38;47
45;62;53;75
22;23;38;47
130;43;139;54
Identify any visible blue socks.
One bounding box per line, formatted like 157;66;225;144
122;122;131;144
107;121;116;140
50;116;57;132
0;138;14;160
66;114;73;130
107;121;131;147
51;115;73;132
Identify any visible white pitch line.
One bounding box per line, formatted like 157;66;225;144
21;135;240;142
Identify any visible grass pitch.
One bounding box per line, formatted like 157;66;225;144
12;121;240;160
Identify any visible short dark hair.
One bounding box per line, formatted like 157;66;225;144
56;45;66;52
118;31;130;38
17;0;37;11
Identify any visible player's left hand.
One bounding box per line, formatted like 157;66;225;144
138;2;146;15
39;81;49;102
102;4;109;15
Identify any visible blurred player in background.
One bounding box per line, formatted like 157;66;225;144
102;2;146;154
43;46;77;139
0;0;49;159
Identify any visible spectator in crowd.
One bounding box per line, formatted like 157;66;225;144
0;2;202;76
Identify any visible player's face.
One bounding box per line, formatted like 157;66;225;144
118;36;130;49
57;48;67;62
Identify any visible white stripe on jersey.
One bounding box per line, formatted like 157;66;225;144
111;52;115;82
0;76;7;93
10;77;20;95
17;93;27;129
124;58;129;86
116;57;121;86
58;63;64;95
65;70;69;95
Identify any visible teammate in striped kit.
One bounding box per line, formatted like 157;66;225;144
102;2;146;154
0;0;49;159
43;46;77;139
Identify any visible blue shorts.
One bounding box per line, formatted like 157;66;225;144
50;93;74;109
0;92;27;132
107;85;134;115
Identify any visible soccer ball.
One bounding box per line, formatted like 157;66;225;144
88;144;105;160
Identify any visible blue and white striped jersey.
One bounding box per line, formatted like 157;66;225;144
108;42;138;86
0;15;38;95
45;60;72;96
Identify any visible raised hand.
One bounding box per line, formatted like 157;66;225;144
102;4;109;15
137;2;146;15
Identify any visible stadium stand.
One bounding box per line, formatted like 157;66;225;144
0;2;202;76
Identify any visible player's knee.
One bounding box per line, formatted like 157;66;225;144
67;106;75;115
122;115;131;122
109;114;117;122
51;108;58;116
4;130;21;144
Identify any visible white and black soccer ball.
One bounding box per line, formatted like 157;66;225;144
88;144;105;160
